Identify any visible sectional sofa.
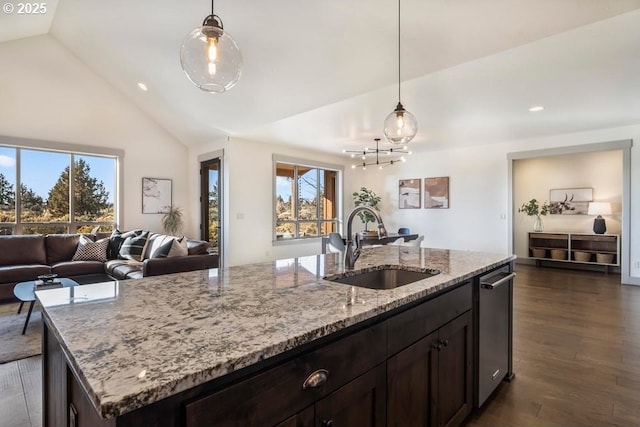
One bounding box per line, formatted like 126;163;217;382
0;231;218;303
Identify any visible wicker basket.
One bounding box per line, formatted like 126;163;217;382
550;249;567;260
574;251;592;262
531;248;547;258
596;253;614;264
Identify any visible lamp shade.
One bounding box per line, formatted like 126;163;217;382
180;16;242;93
587;202;611;216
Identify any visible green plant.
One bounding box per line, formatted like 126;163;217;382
518;199;550;217
162;205;184;235
352;187;382;230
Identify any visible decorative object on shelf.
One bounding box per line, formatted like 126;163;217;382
352;187;382;236
142;178;172;214
180;0;242;93
574;251;592;262
587;202;611;234
550;249;567;260
549;187;592;215
162;205;184;235
345;138;410;170
518;198;550;232
424;177;449;209
399;179;420;209
383;0;417;145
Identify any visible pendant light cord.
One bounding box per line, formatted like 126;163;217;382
211;0;215;15
397;0;401;103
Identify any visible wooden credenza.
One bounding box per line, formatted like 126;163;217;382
528;232;620;273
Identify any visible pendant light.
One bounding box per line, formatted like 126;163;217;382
383;0;417;144
180;0;242;93
344;138;410;170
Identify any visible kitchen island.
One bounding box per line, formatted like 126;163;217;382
39;246;515;427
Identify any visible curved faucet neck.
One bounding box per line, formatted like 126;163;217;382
344;206;387;269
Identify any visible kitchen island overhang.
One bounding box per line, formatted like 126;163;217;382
39;246;515;426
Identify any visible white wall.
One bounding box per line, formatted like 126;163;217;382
0;35;189;234
513;150;623;260
346;125;639;283
189;138;350;267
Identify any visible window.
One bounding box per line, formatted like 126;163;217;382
275;159;341;240
0;144;118;235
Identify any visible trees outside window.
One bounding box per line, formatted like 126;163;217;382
0;146;117;235
275;161;339;240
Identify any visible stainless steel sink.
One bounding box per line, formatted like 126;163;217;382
326;267;440;290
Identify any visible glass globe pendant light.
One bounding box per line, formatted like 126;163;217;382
180;0;242;93
383;0;417;144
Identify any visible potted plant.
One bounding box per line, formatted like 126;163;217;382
518;199;551;232
162;205;184;235
352;187;382;237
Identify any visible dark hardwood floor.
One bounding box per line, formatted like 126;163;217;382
467;264;640;426
1;264;639;427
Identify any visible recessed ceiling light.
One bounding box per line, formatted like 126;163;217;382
137;82;148;91
528;105;544;112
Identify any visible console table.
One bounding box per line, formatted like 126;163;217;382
527;232;620;273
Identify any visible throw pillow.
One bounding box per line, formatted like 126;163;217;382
72;235;109;262
108;229;143;260
145;234;175;259
167;237;188;257
119;231;150;261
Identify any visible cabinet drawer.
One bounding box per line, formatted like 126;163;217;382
387;282;471;356
185;321;386;427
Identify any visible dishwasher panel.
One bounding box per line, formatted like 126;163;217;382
477;266;515;407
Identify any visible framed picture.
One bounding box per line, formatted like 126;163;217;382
142;178;172;214
549;187;592;215
424;177;449;209
399;179;421;209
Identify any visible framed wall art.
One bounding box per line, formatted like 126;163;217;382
424;177;449;209
399;179;421;209
549;187;592;215
142;177;172;214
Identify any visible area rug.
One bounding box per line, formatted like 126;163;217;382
0;304;42;364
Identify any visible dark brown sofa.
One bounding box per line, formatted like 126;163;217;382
0;233;218;303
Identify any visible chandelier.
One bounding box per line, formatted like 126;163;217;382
344;138;411;170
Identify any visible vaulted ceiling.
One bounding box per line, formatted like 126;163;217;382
2;0;640;154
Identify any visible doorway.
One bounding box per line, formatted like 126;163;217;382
200;157;222;263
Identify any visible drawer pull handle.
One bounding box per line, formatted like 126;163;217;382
303;369;329;389
322;420;334;427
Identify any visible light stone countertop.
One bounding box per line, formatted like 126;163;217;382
37;246;515;419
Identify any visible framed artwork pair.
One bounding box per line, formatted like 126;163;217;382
399;177;449;209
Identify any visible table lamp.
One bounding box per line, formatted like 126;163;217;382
587;202;611;234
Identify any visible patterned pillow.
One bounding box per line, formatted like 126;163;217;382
109;229;142;260
119;231;150;261
72;235;109;262
145;234;176;259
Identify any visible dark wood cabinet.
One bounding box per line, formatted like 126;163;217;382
387;311;472;427
315;364;386;427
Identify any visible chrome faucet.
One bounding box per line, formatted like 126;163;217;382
344;206;388;269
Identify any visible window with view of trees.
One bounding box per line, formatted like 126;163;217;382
275;161;340;240
0;146;117;235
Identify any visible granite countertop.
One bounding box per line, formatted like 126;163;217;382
37;246;515;419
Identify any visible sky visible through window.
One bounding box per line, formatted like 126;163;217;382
0;147;115;202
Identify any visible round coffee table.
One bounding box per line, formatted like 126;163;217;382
13;278;78;335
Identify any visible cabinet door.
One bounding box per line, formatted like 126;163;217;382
387;331;439;427
276;406;314;427
314;364;386;427
437;311;472;427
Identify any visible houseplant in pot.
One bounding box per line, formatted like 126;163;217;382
162;205;184;236
518;198;550;232
352;187;382;237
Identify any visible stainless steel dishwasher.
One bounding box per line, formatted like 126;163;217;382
476;265;516;407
